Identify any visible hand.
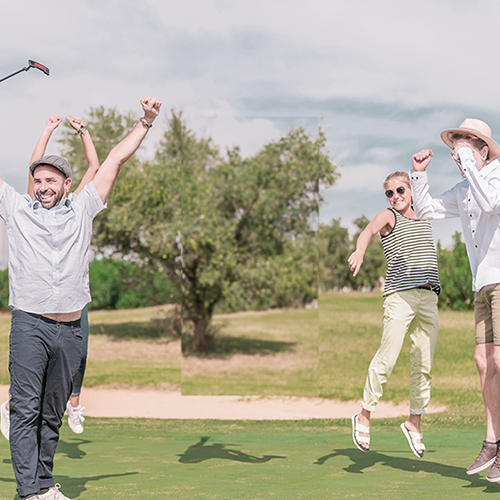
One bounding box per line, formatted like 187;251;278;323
412;149;433;171
140;97;162;125
67;116;86;132
348;249;364;277
45;116;63;132
453;140;474;155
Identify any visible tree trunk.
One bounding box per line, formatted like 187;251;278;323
191;317;210;352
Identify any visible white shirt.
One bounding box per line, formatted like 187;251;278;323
0;181;105;313
410;147;500;292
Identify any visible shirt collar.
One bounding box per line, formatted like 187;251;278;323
481;158;500;176
32;196;72;210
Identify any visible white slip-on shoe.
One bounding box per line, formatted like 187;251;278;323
66;401;85;434
0;400;9;441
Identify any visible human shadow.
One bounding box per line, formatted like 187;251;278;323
178;436;287;463
56;438;93;460
314;448;500;492
0;471;139;499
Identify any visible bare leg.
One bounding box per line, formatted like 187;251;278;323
476;344;500;442
403;414;422;445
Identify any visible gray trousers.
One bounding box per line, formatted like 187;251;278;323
9;310;82;498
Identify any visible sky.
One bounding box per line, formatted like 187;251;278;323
1;0;500;251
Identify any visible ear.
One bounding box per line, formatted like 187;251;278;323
481;145;489;160
64;177;72;193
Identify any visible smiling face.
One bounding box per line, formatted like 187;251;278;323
33;165;72;209
384;177;412;215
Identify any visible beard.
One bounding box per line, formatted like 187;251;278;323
35;185;66;209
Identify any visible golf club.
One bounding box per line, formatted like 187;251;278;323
0;60;50;84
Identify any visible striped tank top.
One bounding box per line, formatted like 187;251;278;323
380;208;440;297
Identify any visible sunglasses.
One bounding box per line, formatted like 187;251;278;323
385;186;406;198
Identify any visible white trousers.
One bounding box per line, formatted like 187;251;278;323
361;288;439;414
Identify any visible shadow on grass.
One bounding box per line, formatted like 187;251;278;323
56;438;93;460
90;322;176;341
0;472;139;499
178;436;287;463
315;448;500;491
183;335;297;357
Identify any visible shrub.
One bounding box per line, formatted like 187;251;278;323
437;232;473;310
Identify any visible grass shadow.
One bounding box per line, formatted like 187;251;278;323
0;472;139;499
315;448;500;491
177;436;287;463
183;334;297;357
90;321;176;341
56;438;93;460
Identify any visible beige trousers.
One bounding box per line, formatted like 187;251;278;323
361;288;439;415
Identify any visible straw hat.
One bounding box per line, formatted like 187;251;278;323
441;118;500;161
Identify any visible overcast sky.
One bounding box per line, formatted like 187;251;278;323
1;0;499;247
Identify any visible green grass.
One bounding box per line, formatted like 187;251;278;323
0;418;497;499
0;308;182;390
0;317;10;386
320;291;482;424
181;308;319;396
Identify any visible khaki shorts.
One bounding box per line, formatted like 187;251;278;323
475;283;500;345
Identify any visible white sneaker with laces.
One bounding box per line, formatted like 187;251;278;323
0;400;9;441
66;401;85;434
38;483;72;500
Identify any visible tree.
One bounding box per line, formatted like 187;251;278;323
60;110;337;351
437;231;473;310
319;218;352;290
319;216;386;291
350;216;386;289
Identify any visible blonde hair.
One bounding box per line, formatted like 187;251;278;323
383;171;411;191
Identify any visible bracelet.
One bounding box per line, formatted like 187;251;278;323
75;124;87;136
140;118;153;129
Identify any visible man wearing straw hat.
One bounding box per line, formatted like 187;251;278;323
411;118;500;482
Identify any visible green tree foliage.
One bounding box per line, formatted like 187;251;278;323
351;216;386;289
60;110;337;352
89;258;179;310
437;231;473;310
59;106;138;186
319;216;386;291
0;269;8;310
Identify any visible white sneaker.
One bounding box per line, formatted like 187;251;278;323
66;401;85;434
0;400;9;441
38;484;72;500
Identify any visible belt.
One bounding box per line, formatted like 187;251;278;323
25;311;81;328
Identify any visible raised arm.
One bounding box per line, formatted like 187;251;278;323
66;117;100;194
410;149;460;220
347;209;394;276
28;116;63;198
93;97;161;203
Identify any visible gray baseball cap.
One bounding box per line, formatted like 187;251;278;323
29;155;72;179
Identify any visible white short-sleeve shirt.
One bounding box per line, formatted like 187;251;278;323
0;181;105;314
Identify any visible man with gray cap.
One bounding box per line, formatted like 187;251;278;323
1;96;161;500
411;118;500;482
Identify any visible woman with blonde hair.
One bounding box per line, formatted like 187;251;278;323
348;171;440;458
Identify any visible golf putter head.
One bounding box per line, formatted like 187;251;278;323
27;60;50;76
